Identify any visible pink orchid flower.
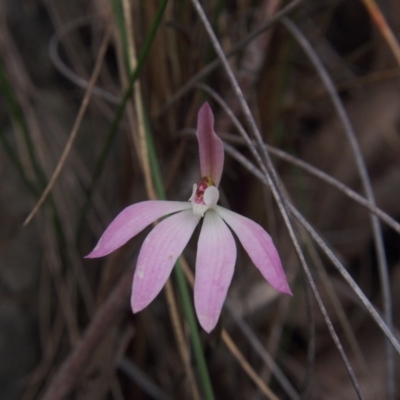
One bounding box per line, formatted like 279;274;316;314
86;102;291;332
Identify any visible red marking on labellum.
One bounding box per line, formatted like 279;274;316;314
193;176;215;205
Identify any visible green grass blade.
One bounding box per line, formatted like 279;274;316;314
144;107;215;400
77;0;169;239
0;129;39;196
0;60;47;189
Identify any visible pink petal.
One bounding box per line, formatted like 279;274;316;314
215;206;292;295
197;102;224;186
194;210;236;333
86;201;191;258
132;210;201;312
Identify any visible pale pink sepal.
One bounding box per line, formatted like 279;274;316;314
197;102;224;186
215;206;292;295
131;210;201;312
85;201;192;258
194;210;236;332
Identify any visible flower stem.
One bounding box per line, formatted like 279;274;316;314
174;260;215;400
104;1;215;396
145;106;215;400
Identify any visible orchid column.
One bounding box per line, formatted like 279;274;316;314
86;102;291;333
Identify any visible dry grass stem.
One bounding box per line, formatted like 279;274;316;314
2;1;400;399
23;22;113;226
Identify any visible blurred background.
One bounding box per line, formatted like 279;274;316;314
0;0;400;399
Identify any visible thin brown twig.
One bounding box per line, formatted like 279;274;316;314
40;265;133;400
164;280;201;400
221;331;280;400
223;137;400;355
179;257;281;400
117;3;199;394
23;22;113;227
304;235;379;399
224;139;400;236
282;17;394;399
121;0;157;201
157;0;302;117
43;217;80;345
47;16;120;104
22;309;65;400
189;5;364;394
361;0;400;68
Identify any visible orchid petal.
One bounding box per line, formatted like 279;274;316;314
195;210;236;332
86;201;191;258
132;210;201;312
197;102;224;186
215;206;291;295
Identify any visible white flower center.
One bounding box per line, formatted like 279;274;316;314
189;184;220;217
